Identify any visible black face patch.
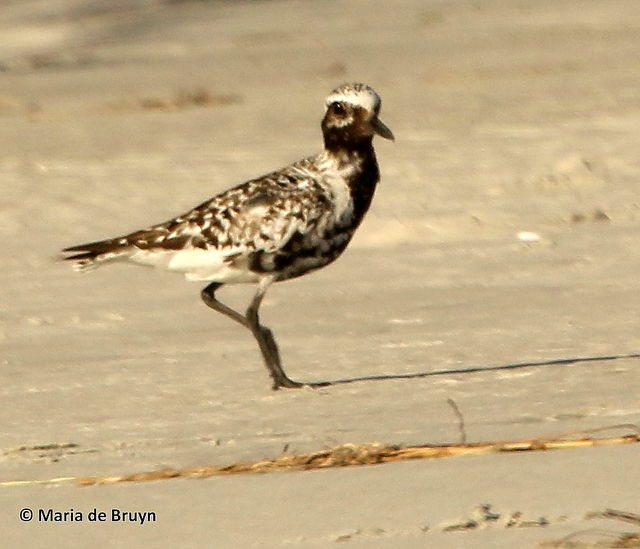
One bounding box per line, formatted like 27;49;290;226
328;101;347;116
321;104;374;151
324;102;356;128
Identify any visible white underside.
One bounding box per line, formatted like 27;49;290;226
127;248;261;283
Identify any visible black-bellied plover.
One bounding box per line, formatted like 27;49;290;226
62;83;394;390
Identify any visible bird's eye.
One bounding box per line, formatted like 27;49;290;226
331;102;346;115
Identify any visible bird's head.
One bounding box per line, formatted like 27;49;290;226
322;83;394;150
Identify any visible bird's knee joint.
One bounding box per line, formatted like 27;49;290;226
246;307;259;323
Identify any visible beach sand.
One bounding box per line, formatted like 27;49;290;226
1;0;639;546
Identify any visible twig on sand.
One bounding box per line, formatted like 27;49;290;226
585;510;640;527
1;424;637;488
540;509;640;548
447;398;467;444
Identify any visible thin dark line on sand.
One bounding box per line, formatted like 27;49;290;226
319;352;640;387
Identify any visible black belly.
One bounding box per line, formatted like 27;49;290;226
248;227;354;281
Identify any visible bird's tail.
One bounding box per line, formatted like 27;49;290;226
61;237;133;271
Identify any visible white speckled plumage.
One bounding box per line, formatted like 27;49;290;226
63;83;394;389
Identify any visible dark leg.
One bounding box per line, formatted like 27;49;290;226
201;280;303;390
245;278;303;390
201;282;248;328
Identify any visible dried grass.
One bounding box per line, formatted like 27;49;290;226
1;424;636;488
540;510;640;548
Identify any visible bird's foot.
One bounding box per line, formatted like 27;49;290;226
272;377;305;390
272;378;331;390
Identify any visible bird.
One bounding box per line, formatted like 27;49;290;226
62;82;394;390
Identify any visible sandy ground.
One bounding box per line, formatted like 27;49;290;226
1;0;640;547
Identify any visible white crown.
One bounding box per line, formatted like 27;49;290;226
325;83;381;113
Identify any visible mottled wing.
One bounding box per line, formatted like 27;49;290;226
62;159;331;272
182;163;332;256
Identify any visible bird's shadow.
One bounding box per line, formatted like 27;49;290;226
307;352;640;388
